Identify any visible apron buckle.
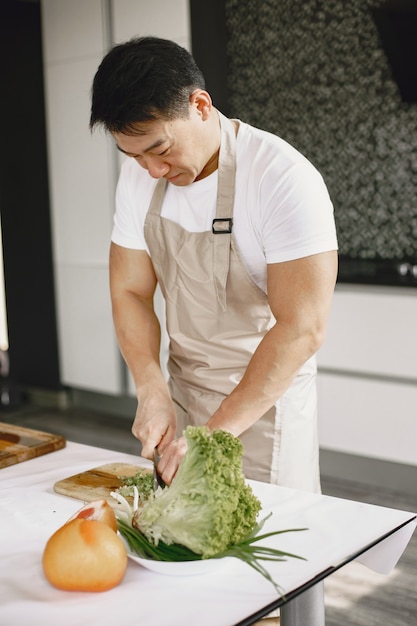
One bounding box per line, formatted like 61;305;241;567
212;218;233;234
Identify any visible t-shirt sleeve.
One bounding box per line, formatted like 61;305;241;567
261;160;338;264
111;160;150;253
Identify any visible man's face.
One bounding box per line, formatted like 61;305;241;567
113;108;217;186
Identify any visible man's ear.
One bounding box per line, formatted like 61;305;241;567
190;89;212;120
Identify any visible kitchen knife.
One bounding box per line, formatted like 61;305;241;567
153;448;166;490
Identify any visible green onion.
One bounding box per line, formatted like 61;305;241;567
118;518;203;562
216;521;307;593
116;505;307;593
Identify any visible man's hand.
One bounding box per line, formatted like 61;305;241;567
132;383;177;460
154;436;188;486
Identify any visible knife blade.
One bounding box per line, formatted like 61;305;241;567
153;448;166;490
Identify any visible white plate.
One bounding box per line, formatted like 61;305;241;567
126;549;232;576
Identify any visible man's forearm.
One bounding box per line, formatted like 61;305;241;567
112;292;178;457
206;251;337;436
112;292;167;393
205;320;320;436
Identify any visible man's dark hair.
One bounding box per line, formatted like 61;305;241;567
90;36;206;134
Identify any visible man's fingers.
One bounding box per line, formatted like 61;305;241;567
140;441;157;460
156;425;176;456
157;437;188;484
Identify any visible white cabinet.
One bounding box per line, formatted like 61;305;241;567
317;284;417;467
41;0;105;62
111;0;190;47
55;265;118;392
45;57;115;265
41;0;190;394
318;372;417;466
110;0;191;395
41;0;121;393
318;285;417;379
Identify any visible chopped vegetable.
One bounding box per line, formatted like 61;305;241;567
117;468;154;501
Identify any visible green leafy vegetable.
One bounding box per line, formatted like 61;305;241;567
132;426;262;558
111;426;308;592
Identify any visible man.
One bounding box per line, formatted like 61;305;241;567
90;36;338;490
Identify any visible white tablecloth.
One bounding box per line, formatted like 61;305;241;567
0;442;415;626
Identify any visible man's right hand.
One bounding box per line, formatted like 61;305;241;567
131;384;177;460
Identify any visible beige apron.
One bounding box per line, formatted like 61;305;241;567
143;112;320;492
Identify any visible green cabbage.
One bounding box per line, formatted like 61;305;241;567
132;425;262;558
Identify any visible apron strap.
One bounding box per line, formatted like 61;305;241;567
146;111;237;312
213;112;237;311
148;177;168;216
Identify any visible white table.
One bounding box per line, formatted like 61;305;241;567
0;441;415;626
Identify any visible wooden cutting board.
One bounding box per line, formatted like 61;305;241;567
53;463;145;508
0;422;66;469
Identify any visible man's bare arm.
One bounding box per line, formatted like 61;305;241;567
206;250;338;435
109;243;177;458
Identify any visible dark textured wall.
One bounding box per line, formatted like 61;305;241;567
224;0;417;270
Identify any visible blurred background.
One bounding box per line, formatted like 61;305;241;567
0;0;416;497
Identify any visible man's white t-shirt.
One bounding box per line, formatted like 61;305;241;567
111;119;338;293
